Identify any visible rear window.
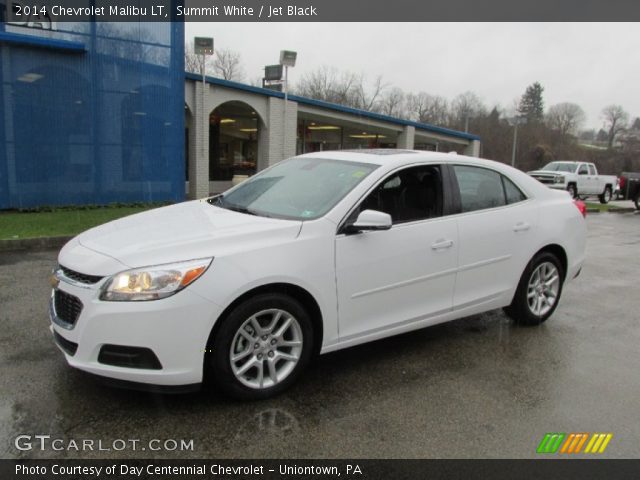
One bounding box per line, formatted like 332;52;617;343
502;176;527;204
454;165;527;213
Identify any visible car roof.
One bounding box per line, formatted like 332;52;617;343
297;149;550;199
298;149;499;169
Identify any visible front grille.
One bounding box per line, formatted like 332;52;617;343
531;176;556;185
53;330;78;356
60;265;103;285
53;290;83;327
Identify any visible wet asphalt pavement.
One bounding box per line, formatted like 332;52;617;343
1;213;639;459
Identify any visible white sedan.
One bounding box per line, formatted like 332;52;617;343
51;150;586;399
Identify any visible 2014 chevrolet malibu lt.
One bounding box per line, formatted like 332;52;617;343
50;151;586;399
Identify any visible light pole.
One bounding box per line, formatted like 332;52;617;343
193;37;213;199
279;50;297;160
509;116;525;168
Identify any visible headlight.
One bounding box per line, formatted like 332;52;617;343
554;175;565;183
100;258;213;301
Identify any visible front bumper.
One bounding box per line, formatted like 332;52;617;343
49;271;222;387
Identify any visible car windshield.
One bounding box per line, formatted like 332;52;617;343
542;162;576;173
209;157;378;220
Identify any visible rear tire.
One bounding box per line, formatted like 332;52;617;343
635;194;640;210
599;186;612;204
567;184;577;199
207;293;314;400
504;251;564;326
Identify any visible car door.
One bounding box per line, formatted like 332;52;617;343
335;164;458;341
576;163;592;194
587;164;600;194
451;165;539;310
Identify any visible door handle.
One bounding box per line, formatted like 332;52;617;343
513;222;531;232
431;239;453;250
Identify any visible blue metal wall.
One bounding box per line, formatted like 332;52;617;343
0;20;185;209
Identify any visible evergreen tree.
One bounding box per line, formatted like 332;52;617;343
517;82;545;122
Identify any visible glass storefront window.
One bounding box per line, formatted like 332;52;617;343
297;120;397;153
209;102;258;181
342;126;395;150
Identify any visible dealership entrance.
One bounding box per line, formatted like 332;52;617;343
209;101;260;182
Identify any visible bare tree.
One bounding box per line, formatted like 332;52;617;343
601;104;629;148
185;45;245;81
406;92;449;125
296;66;354;104
546;102;586;136
328;71;358;106
213;48;245;81
296;66;386;111
451;91;486;131
378;87;406;117
184;43;214;75
353;74;387;111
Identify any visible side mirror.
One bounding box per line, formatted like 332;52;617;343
344;210;392;234
578;170;587;175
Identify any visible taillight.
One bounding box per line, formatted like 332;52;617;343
574;199;587;218
619;176;626;190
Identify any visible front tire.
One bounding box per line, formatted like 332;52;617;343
567;184;577;199
599;186;612;204
208;293;314;400
504;251;564;326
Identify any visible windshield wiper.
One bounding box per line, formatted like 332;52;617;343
208;195;259;216
226;204;258;216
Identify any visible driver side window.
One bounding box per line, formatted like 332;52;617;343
358;165;444;224
578;164;588;175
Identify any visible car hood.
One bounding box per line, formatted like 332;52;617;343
66;200;302;271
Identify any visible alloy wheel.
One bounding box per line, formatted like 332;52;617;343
527;262;560;317
229;309;303;389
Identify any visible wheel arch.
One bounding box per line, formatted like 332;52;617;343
205;282;324;359
533;244;568;281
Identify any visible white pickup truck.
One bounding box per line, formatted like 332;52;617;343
527;161;617;204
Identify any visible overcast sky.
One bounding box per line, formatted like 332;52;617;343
186;23;639;130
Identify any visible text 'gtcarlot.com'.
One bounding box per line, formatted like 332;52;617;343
14;435;194;452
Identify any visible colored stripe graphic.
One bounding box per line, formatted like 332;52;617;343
537;433;566;453
560;433;589;454
585;433;613;454
538;433;613;454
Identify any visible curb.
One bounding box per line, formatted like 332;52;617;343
585;207;637;214
0;235;73;253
